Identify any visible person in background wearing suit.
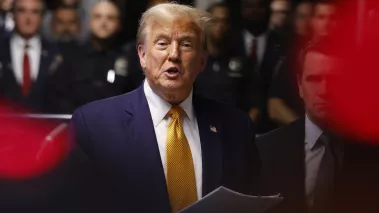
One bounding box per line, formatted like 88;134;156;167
71;3;259;213
236;0;285;133
257;37;379;213
0;0;65;112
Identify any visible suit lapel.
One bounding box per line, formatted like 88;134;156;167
285;119;307;206
3;37;23;99
193;95;223;196
123;86;171;212
5;67;21;99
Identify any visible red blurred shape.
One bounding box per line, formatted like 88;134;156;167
0;102;70;179
325;0;379;143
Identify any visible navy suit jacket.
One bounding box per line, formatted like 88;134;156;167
0;33;64;112
70;85;260;213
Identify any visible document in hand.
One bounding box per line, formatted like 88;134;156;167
179;186;283;213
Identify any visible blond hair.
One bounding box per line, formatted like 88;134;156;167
136;2;211;50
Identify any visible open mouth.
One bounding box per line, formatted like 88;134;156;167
164;67;181;78
166;67;179;74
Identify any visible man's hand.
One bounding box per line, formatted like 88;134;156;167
268;98;299;125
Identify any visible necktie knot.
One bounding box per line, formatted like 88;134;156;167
24;42;30;50
168;106;184;120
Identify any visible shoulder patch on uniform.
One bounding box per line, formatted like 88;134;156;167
114;57;128;77
228;58;243;78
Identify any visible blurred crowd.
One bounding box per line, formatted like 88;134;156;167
0;0;341;134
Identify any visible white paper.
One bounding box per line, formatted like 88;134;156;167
179;186;283;213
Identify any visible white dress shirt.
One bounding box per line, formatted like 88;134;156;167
144;80;203;199
243;30;267;67
304;115;325;205
10;34;41;85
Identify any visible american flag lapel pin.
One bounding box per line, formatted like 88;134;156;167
210;125;217;133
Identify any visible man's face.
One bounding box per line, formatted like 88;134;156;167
13;0;43;37
1;0;14;11
312;3;336;37
52;8;80;39
294;2;313;35
270;0;291;30
242;0;268;23
209;6;230;41
90;2;119;39
61;0;79;7
138;18;207;101
299;52;342;125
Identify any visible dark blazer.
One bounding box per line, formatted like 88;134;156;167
235;30;284;88
234;30;285;133
0;34;64;112
70;85;260;213
257;119;379;213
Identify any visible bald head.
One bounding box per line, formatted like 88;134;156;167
90;0;120;39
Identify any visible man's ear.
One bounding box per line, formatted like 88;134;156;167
137;44;147;69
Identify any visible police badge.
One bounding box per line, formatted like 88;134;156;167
228;58;243;78
114;57;128;77
49;55;63;74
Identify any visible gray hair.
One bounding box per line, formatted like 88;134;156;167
136;2;211;50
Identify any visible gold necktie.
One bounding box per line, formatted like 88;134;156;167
166;106;197;213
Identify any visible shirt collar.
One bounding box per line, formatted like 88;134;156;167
243;29;268;40
144;80;195;127
305;114;323;150
12;33;40;49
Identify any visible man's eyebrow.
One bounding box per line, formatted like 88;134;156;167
178;33;197;41
153;33;171;42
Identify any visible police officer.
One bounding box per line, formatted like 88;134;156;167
195;2;262;122
53;0;143;113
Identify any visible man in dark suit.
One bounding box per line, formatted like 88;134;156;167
70;3;260;213
257;38;379;213
234;0;285;133
0;0;65;112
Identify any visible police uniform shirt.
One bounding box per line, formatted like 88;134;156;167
269;54;305;116
67;42;136;108
195;54;260;112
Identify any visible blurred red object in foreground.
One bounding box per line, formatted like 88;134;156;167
327;0;379;144
0;101;70;179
